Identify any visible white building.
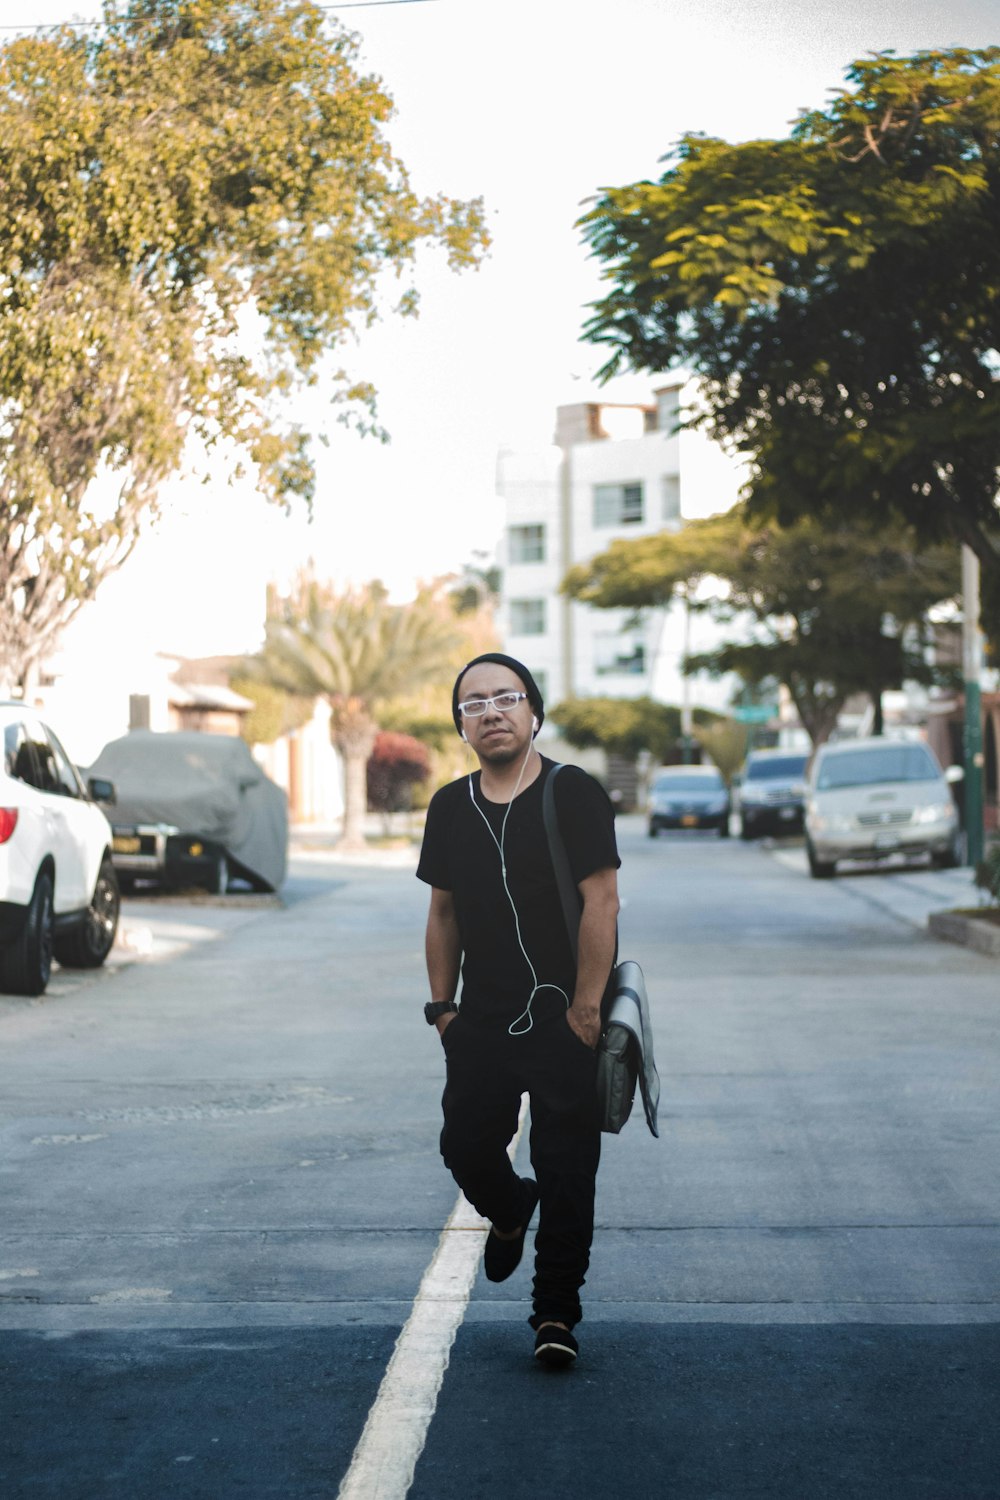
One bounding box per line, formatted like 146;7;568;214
496;382;744;713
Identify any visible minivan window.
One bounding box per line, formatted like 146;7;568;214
745;755;808;781
816;745;939;791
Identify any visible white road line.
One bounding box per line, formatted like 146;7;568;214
336;1097;529;1500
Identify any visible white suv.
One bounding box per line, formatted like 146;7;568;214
0;703;120;996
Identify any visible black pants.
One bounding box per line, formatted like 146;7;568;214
439;1011;602;1330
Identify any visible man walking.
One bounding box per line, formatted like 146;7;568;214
417;652;620;1367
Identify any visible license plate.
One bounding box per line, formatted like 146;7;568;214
113;835;141;854
681;814;699;827
874;833;899;850
779;806;796;820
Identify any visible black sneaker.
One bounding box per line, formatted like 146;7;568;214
534;1325;578;1368
483;1179;539;1283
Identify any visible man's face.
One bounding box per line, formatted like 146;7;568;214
456;663;535;767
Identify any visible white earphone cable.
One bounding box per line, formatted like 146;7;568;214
467;738;569;1036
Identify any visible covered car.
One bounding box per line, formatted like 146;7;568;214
88;731;288;893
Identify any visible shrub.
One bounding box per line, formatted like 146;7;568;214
367;732;431;816
974;840;1000;904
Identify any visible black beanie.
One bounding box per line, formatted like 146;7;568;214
452;652;545;735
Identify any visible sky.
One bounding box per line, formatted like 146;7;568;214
5;0;1000;661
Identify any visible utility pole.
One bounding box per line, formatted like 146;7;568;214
962;545;985;868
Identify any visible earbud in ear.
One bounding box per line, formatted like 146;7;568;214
531;716;539;732
461;730;468;742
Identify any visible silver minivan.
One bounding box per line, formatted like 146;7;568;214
804;736;961;879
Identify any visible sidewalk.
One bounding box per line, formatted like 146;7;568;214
767;843;981;931
289;817;420;868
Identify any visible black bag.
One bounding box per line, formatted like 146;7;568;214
542;767;660;1137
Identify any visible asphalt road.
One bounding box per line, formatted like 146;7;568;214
1;825;997;1499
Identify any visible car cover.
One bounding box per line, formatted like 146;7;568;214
88;731;288;891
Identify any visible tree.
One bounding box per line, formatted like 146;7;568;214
549;695;717;764
580;49;1000;586
446;552;503;617
229;673;313;747
377;560;501;772
0;0;486;690
244;575;461;849
693;719;748;784
564;510;960;745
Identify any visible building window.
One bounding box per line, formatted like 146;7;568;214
508;523;545;564
593;482;644;527
509;598;546;636
656;385;681;434
661;474;680;522
594;633;646;676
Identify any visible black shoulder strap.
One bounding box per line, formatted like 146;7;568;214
542;764;582;963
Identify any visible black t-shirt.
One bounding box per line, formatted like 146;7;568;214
416;757;620;1027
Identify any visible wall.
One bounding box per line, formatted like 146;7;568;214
496;384;745;715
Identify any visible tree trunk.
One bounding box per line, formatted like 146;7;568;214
872;691;884;737
329;697;378;852
340;749;370;852
788;679;844;748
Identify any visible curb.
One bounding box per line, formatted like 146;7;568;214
927;910;1000;958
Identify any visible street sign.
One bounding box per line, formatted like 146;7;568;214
733;705;776;723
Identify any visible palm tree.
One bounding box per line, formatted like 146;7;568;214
249;576;461;850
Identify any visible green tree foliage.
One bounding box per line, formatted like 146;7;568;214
446;553;503;617
229;673;312;747
564;510;960;745
580;49;1000;586
974;839;1000;903
693;719;748;784
244;574;461;849
549;695;717;764
0;0;486;688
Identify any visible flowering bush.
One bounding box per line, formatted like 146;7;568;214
367;732;430;816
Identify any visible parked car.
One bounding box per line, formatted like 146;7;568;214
647;764;731;837
804;736;961;879
0;702;119;996
736;749;809;839
87;731;288;894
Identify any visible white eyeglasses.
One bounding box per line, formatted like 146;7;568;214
458;691;528;718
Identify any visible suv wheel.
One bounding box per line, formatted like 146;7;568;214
54;858;120;969
0;870;55;996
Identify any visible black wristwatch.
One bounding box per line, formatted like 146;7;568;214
424;1000;458;1026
